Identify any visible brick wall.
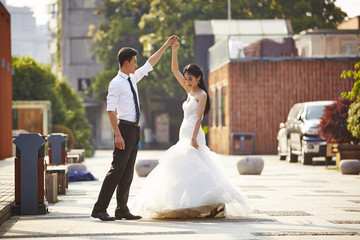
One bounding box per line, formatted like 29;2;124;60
208;59;359;155
0;3;12;159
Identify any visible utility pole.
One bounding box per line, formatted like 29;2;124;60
228;0;231;20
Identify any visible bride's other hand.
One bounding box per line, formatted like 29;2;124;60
172;40;179;51
190;138;199;149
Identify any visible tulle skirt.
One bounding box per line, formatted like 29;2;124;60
130;137;254;219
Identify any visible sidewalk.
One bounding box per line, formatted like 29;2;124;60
0;157;14;226
0;150;360;239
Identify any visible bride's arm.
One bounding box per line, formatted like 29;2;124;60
171;41;190;92
190;92;207;149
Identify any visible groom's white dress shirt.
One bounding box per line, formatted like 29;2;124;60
106;61;153;122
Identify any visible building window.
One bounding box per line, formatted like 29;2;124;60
78;78;91;91
70;38;96;64
220;86;227;126
70;0;96;9
210;89;216;127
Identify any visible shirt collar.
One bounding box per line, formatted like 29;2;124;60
118;70;129;80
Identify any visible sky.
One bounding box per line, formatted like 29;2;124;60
4;0;360;26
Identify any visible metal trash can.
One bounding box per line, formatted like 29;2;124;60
48;133;68;165
13;133;47;215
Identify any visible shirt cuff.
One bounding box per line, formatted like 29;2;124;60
139;61;153;76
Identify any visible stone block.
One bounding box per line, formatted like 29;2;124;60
45;173;57;203
135;159;159;177
339;159;360;175
237;157;264;175
67;163;87;172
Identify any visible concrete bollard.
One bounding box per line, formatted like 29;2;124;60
135;159;159;177
339;160;360;175
237;157;264;175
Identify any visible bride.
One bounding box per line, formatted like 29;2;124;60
130;39;254;218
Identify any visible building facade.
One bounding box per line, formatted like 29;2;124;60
204;19;360;155
0;2;12;159
5;4;49;63
48;0;113;149
208;59;358;155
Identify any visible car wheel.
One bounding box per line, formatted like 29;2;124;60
287;140;298;163
301;144;312;165
279;155;286;160
302;153;312;165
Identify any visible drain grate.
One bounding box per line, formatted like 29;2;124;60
0;231;196;239
296;194;360;197
314;190;344;193
343;209;360;212
187;218;277;223
253;210;312;216
252;231;359;236
329;220;360;224
246;195;264;199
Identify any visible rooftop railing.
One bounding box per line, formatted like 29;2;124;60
208;33;360;70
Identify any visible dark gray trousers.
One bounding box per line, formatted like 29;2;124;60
93;122;140;214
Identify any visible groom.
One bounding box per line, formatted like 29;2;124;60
92;35;178;221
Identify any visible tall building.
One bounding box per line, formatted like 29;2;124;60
5;3;49;63
48;0;103;91
48;0;112;149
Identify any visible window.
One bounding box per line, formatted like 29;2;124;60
78;78;91;91
211;88;216;127
220;87;227;126
217;87;222;126
70;38;96;64
70;0;96;9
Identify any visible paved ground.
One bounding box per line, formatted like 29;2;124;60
0;150;360;239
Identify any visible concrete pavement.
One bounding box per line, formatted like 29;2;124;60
0;150;360;239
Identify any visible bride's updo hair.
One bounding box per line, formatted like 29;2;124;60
183;64;210;116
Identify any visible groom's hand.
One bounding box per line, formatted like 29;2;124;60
115;135;125;150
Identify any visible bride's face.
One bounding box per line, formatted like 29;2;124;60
184;72;200;89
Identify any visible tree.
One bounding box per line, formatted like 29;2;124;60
89;0;347;128
12;56;93;156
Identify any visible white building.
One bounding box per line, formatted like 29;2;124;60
5;3;50;63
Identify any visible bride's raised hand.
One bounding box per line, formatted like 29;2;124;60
172;40;180;51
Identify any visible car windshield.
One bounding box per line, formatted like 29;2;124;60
305;105;325;120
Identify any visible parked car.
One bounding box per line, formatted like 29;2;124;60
277;101;334;165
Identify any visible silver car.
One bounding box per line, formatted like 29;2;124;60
277;101;334;165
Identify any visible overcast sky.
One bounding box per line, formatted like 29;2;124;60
4;0;360;26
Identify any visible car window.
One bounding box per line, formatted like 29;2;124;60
305;105;325;120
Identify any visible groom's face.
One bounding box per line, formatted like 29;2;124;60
127;56;138;74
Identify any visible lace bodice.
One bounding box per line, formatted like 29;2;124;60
179;95;205;144
182;96;198;119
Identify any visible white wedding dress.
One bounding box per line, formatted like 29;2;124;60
131;95;254;218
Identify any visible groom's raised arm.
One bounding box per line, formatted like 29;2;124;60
148;35;178;67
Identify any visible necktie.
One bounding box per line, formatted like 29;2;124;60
127;77;140;123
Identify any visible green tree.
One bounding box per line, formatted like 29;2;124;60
341;61;360;140
89;0;347;128
12;56;93;156
12;56;67;124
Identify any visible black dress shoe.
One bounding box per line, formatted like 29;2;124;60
115;212;142;220
91;211;115;221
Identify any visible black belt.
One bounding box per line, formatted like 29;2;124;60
119;119;140;127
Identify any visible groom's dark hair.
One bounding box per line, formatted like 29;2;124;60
117;47;138;67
